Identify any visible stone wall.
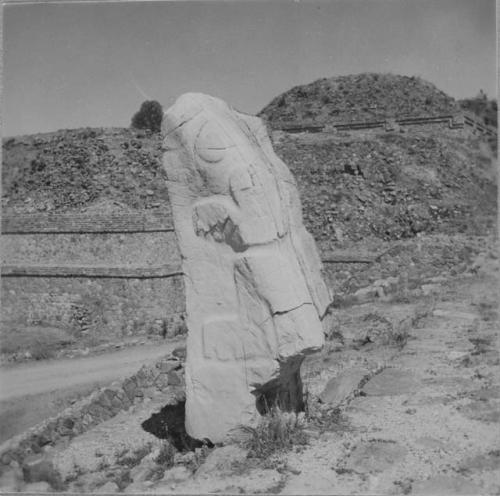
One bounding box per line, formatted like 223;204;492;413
2;232;179;267
1;276;185;338
274;112;496;138
0;355;186;468
1;212;173;234
1;212;184;340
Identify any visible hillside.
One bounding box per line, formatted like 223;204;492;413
2;126;496;245
2;128;168;215
278;132;496;245
259;73;460;126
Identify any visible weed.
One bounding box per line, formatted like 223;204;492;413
389;292;412;304
393;478;413;495
476;300;498;322
387;330;409;348
381;321;410;349
412;298;436;327
181;445;212;473
308;404;352;434
238;407;309;459
155;442;176;469
117;445;152;468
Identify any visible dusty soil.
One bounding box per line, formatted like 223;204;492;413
5;239;496;494
147;250;498;495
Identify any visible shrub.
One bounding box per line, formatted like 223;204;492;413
131;100;163;133
156;442;176;468
238;407;309;459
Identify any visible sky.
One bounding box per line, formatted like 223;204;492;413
2;0;497;137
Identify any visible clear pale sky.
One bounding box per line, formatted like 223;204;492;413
2;0;496;137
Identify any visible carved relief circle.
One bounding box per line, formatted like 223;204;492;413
194;121;227;163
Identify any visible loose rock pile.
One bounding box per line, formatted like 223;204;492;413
2;128;168;214
2;119;495;246
278;132;496;245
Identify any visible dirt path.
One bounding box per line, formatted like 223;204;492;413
0;339;184;443
0;339;184;402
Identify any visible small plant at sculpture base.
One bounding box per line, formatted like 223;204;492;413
155;441;176;469
238;406;309;460
307;404;352;435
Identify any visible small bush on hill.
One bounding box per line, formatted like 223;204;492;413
131;100;163;133
459;91;498;128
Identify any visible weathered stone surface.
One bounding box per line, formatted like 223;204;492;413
95;481;120;493
343;440;407;473
362;368;418;396
23;481;53;492
163;93;330;441
195;445;247;477
0;466;24;492
22;454;61;487
411;475;484;495
319;367;368;406
459;400;500;423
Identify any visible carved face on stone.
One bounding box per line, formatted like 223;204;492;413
163;94;276;198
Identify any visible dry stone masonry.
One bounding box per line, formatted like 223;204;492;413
163;93;331;442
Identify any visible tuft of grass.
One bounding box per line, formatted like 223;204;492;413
238;407;309;459
475;300;498;322
116;445;152;468
307;405;352;435
155;441;176;468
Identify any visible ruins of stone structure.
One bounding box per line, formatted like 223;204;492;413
162;93;331;442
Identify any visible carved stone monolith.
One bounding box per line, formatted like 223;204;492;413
162;93;331;442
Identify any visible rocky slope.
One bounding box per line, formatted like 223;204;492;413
2;128;168;215
280;131;497;245
2;129;496;246
258;73;460;125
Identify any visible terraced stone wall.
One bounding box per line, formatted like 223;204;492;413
1;212;185;338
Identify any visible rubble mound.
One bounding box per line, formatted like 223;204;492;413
2;127;169;214
259;73;459;126
278;132;497;244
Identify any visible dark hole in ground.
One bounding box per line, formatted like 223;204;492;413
141;401;213;452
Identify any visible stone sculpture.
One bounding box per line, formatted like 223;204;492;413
162;93;331;442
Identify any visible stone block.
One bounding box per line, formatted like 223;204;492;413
22;454;61;488
122;379;137;402
319;367;368;406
